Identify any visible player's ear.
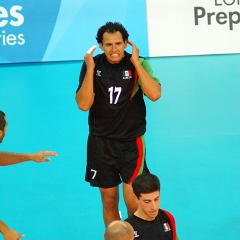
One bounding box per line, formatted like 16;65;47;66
133;194;138;203
124;40;127;48
99;43;103;50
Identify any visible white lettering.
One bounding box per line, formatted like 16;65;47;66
0;6;8;27
0;5;24;27
18;34;25;45
0;30;25;46
6;34;16;45
10;6;24;27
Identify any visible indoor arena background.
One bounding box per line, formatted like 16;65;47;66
1;0;240;239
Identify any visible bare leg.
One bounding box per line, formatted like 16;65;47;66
100;186;120;227
122;183;138;216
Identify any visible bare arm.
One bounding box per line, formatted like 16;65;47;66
0;220;24;240
128;40;161;102
0;151;58;166
75;47;96;111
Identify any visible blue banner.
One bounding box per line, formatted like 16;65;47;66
0;0;149;64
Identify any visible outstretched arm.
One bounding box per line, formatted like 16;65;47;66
0;220;24;240
0;151;58;166
128;40;161;102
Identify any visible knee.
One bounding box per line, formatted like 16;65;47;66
101;194;119;210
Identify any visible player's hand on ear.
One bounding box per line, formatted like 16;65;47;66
84;45;97;70
127;40;139;65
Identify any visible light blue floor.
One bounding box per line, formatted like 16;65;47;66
0;54;240;239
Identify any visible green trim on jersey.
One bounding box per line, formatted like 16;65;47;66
139;135;146;174
131;57;160;98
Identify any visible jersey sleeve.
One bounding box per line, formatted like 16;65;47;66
138;58;161;85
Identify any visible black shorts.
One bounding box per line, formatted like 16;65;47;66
85;134;150;188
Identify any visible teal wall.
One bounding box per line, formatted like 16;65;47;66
0;53;240;239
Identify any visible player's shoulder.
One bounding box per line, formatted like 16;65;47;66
124;214;137;223
159;209;177;225
93;53;104;62
125;214;134;222
125;51;146;62
139;56;149;66
139;55;146;60
160;209;174;217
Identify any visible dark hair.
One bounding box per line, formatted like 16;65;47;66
132;173;160;199
96;22;129;43
0;110;6;131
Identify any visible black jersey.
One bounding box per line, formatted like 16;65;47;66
125;209;177;240
77;52;159;140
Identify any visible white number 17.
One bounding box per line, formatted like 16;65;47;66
108;86;122;104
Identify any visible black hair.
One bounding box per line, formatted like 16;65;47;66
132;173;160;199
96;22;129;43
0;110;6;131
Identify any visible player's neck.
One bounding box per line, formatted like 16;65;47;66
134;209;156;221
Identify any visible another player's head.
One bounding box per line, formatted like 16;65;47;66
104;220;134;240
0;110;7;143
132;173;160;220
96;22;129;64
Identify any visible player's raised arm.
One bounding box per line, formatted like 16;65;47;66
128;40;161;102
76;46;97;111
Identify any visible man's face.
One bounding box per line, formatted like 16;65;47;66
134;191;160;220
100;31;127;64
0;117;7;143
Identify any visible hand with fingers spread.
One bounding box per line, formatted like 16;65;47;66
30;151;58;163
0;151;58;166
0;111;58;166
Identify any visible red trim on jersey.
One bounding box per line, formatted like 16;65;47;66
130;69;139;99
128;136;144;184
162;209;177;240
